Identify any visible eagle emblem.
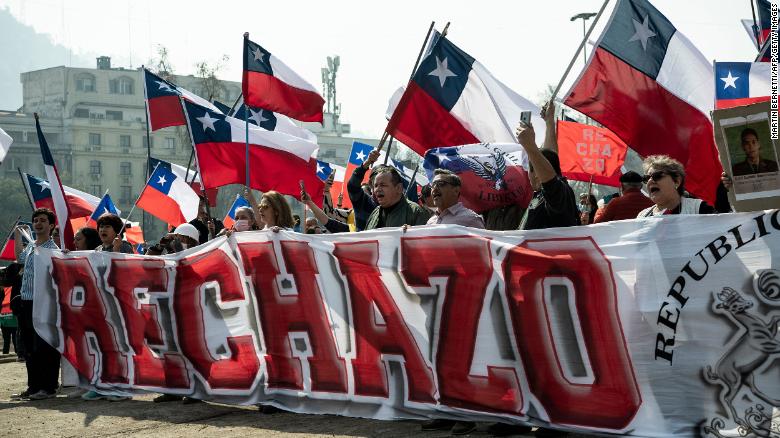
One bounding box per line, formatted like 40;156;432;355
458;151;507;190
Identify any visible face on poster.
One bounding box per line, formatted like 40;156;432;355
719;112;780;201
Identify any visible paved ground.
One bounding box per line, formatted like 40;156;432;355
0;354;599;437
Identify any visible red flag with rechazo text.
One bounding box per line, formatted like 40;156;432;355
182;100;324;206
564;0;721;204
242;36;324;123
557;121;627;187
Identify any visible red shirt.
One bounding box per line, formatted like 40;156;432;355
594;188;653;223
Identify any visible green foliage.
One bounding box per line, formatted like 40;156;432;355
0;175;34;243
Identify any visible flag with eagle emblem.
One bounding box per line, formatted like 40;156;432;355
423;143;532;213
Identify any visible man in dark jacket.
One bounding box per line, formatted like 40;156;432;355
364;166;431;230
516;122;580;230
347;150;380;231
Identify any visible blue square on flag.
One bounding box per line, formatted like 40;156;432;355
715;62;750;100
316;160;333;181
149;165;177;195
348;142;374;166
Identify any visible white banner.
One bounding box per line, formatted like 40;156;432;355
33;211;780;437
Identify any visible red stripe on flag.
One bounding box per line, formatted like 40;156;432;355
195;141;324;206
715;96;771;109
387;81;480;156
148;95;186;131
564;48;722;204
137;187;187;226
242;71;324;123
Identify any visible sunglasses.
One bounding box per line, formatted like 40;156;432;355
258;203;271;210
642;171;672;183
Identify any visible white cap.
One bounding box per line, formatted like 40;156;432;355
173;223;200;243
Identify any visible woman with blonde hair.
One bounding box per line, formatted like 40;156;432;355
247;190;295;230
637;155;716;217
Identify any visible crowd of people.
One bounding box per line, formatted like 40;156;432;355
0;102;741;437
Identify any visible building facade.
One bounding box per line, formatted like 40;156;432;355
0;57;395;238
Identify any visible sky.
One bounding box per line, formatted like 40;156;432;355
0;0;762;138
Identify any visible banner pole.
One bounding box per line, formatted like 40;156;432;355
228;92;243;117
749;0;761;50
549;0;611;105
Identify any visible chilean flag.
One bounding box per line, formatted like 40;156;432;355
230;97;318;143
423;143;532;213
223;195;251;229
316;160;346;205
21;172;100;219
149;157;218;207
182;99;324;206
0;220;32;261
242;36;324;123
137;165;199;226
143;69;222;131
341;141;385;209
387;30;544;156
88;193;121;223
34;115;74;249
714;62;770;109
564;0;721;204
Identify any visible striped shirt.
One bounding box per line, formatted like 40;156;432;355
20;239;59;301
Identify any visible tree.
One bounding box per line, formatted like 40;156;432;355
148;45;175;80
0;176;35;249
194;55;230;101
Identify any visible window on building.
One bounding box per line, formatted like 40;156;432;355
120;162;132;176
121;186;132;203
91;185;102;196
74;108;89;118
89;133;101;146
109;77;135;95
89;160;101;175
76;74;96;92
106;110;123;121
120;135;131;148
143;137;154;149
164;137;175;149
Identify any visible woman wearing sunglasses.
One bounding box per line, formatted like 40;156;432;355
637;155;716;217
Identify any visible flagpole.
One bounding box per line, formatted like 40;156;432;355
243;32;251;190
228;93;243;116
141;66;153;236
376;21;437;154
382;136;395;165
1;216;22;251
116;170;157;238
749;0;761;50
550;0;611;105
17;167;35;212
406;163;420;198
178;91;215;237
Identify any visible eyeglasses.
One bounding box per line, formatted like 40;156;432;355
642;171;671;183
258;203;271;210
431;180;457;189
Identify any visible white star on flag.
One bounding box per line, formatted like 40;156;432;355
252;47;266;62
435;152;451;163
628;15;657;51
721;71;739;89
249;108;269;125
355;150;367;162
156;80;174;93
197;112;219;132
157;175;167;186
36;180;51;192
428;56;457;87
316;163;324;174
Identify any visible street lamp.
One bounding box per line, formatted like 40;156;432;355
571;12;597;64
